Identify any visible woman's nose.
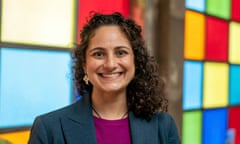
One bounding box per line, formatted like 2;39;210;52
103;55;117;70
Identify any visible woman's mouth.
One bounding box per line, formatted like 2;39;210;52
99;72;122;78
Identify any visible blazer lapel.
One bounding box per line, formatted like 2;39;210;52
61;96;97;144
59;95;159;144
129;112;158;144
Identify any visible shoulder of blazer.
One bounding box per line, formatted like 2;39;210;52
29;98;97;144
129;112;180;144
36;100;81;120
156;112;181;144
35;97;91;121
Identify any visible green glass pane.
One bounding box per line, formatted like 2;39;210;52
182;111;202;144
206;0;231;20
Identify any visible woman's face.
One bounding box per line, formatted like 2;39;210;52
84;25;135;94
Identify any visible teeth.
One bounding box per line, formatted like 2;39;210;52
102;73;120;78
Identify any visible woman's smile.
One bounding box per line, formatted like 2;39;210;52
99;72;122;78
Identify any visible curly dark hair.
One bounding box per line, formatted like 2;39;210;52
72;12;168;121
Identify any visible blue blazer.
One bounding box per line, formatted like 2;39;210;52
28;96;180;144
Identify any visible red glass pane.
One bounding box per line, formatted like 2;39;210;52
229;107;240;144
77;0;130;43
206;16;229;62
231;0;240;22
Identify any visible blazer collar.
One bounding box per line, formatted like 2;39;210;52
60;95;158;144
61;95;97;144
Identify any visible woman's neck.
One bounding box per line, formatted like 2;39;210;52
91;89;128;120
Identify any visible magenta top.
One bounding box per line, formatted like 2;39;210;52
93;116;131;144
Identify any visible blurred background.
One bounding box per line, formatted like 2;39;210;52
0;0;239;144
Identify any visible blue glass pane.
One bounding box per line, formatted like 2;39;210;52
203;108;228;144
185;0;205;12
0;48;72;128
229;65;240;105
183;61;203;110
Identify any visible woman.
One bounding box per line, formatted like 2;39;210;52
29;12;180;144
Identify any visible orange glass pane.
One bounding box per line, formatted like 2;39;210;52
0;130;30;144
184;10;205;60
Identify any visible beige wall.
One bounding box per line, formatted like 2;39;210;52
144;0;185;137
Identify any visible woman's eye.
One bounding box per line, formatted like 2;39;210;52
116;50;127;57
93;52;104;58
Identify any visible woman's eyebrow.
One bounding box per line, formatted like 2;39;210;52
114;45;131;50
88;45;132;54
88;47;105;53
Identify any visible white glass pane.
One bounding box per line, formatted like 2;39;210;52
1;0;76;48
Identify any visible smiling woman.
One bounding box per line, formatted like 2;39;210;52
28;12;181;144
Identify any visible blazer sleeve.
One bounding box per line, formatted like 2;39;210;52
28;117;49;144
167;116;181;144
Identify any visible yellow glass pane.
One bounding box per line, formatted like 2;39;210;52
229;22;240;64
203;62;229;108
184;10;205;60
1;0;76;48
0;130;30;144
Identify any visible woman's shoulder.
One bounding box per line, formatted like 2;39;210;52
35;100;80;121
29;101;85;143
155;112;180;141
154;112;178;131
155;112;174;122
